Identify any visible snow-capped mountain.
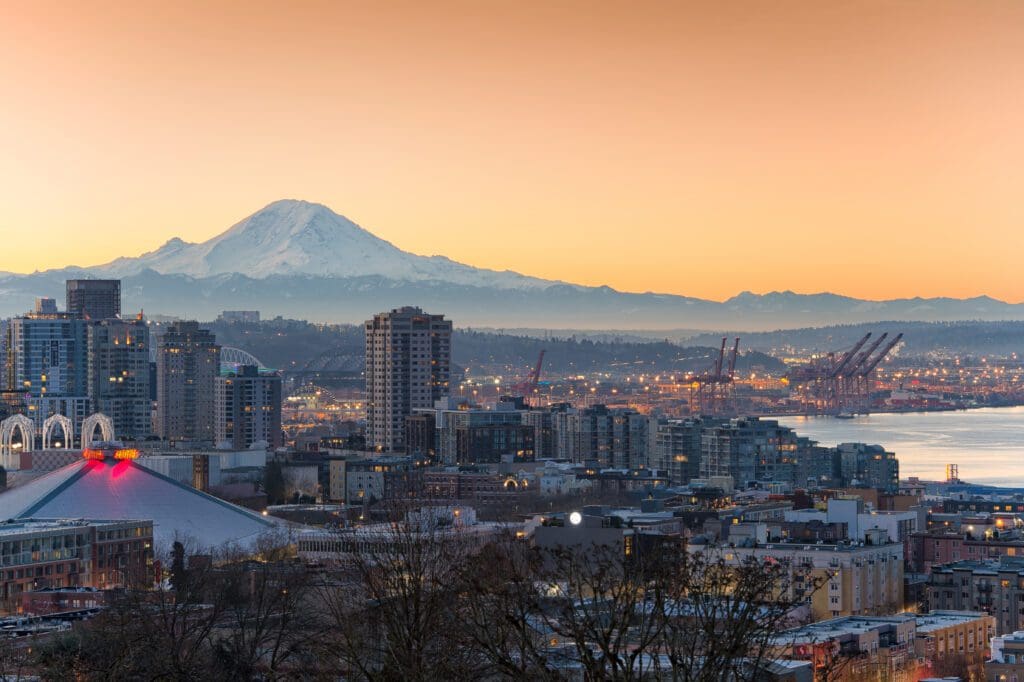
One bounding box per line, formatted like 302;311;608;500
0;198;1021;328
93;199;558;289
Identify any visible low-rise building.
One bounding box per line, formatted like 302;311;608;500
913;610;994;678
0;518;153;613
774;610;993;681
929;556;1024;634
327;455;419;504
714;539;904;620
297;506;509;565
988;630;1024;682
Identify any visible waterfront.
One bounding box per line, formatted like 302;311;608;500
779;406;1024;488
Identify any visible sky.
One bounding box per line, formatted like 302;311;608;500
1;1;1022;302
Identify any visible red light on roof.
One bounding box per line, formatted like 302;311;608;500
82;448;139;461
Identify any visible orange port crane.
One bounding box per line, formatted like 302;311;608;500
690;336;741;415
511;349;546;395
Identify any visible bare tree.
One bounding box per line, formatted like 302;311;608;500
206;544;325;680
535;541;669;681
317;502;481;680
456;533;564;680
656;548;824;681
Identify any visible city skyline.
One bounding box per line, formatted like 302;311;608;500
3;1;1023;303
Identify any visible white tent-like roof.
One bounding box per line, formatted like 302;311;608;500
0;453;282;553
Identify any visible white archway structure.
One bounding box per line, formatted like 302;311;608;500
221;346;265;368
42;414;74;449
1;414;35;465
80;413;114;449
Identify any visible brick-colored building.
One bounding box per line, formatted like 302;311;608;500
0;518;153;613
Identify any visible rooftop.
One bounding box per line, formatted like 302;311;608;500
0;455;283;552
776;615;914;643
914;611;992;634
0;517;149;537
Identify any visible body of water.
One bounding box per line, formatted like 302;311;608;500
777;406;1024;487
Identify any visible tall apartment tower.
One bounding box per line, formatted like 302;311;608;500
66;280;121;320
155;321;220;443
87;317;151;440
365;307;452;452
5;310;91;438
214;365;282;450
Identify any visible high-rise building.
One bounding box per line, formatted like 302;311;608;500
699;417;801;488
550;404;651;469
155;321;220;443
837;442;899;493
214;365;282;449
655;417;720;485
4;311;90;436
66;279;121;320
421;397;534;465
86;317;151;440
364;307;451;452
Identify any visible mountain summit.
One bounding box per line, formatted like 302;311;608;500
1;198;1020;327
95;200;553;289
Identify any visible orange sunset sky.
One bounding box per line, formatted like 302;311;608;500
1;1;1022;302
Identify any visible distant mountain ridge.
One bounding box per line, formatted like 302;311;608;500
0;199;1021;330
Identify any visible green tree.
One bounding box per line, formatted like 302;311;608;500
264;460;285;505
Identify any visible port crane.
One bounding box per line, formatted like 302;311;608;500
689;337;741;416
787;330;903;413
509;349;546;398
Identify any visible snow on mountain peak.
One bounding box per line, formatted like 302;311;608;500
90;199;555;289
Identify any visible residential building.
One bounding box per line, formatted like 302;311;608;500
774;611;993;681
552;404;650;468
422;468;528;501
86;317;151;440
718;539;904;620
327;455;419;504
404;412;436;458
215;365;282;449
428;398;535;465
988;630;1024;682
700;417;801;488
66;279;121;320
654;417;708;485
364;307;451;452
5;312;88;401
4;310;90;441
911;523;1024;574
929;556;1024;634
912;610;994;677
0;518;153;612
837;443;899;494
155;321;220;442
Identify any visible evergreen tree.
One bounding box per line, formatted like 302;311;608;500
170;541;188;599
264;461;285;505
